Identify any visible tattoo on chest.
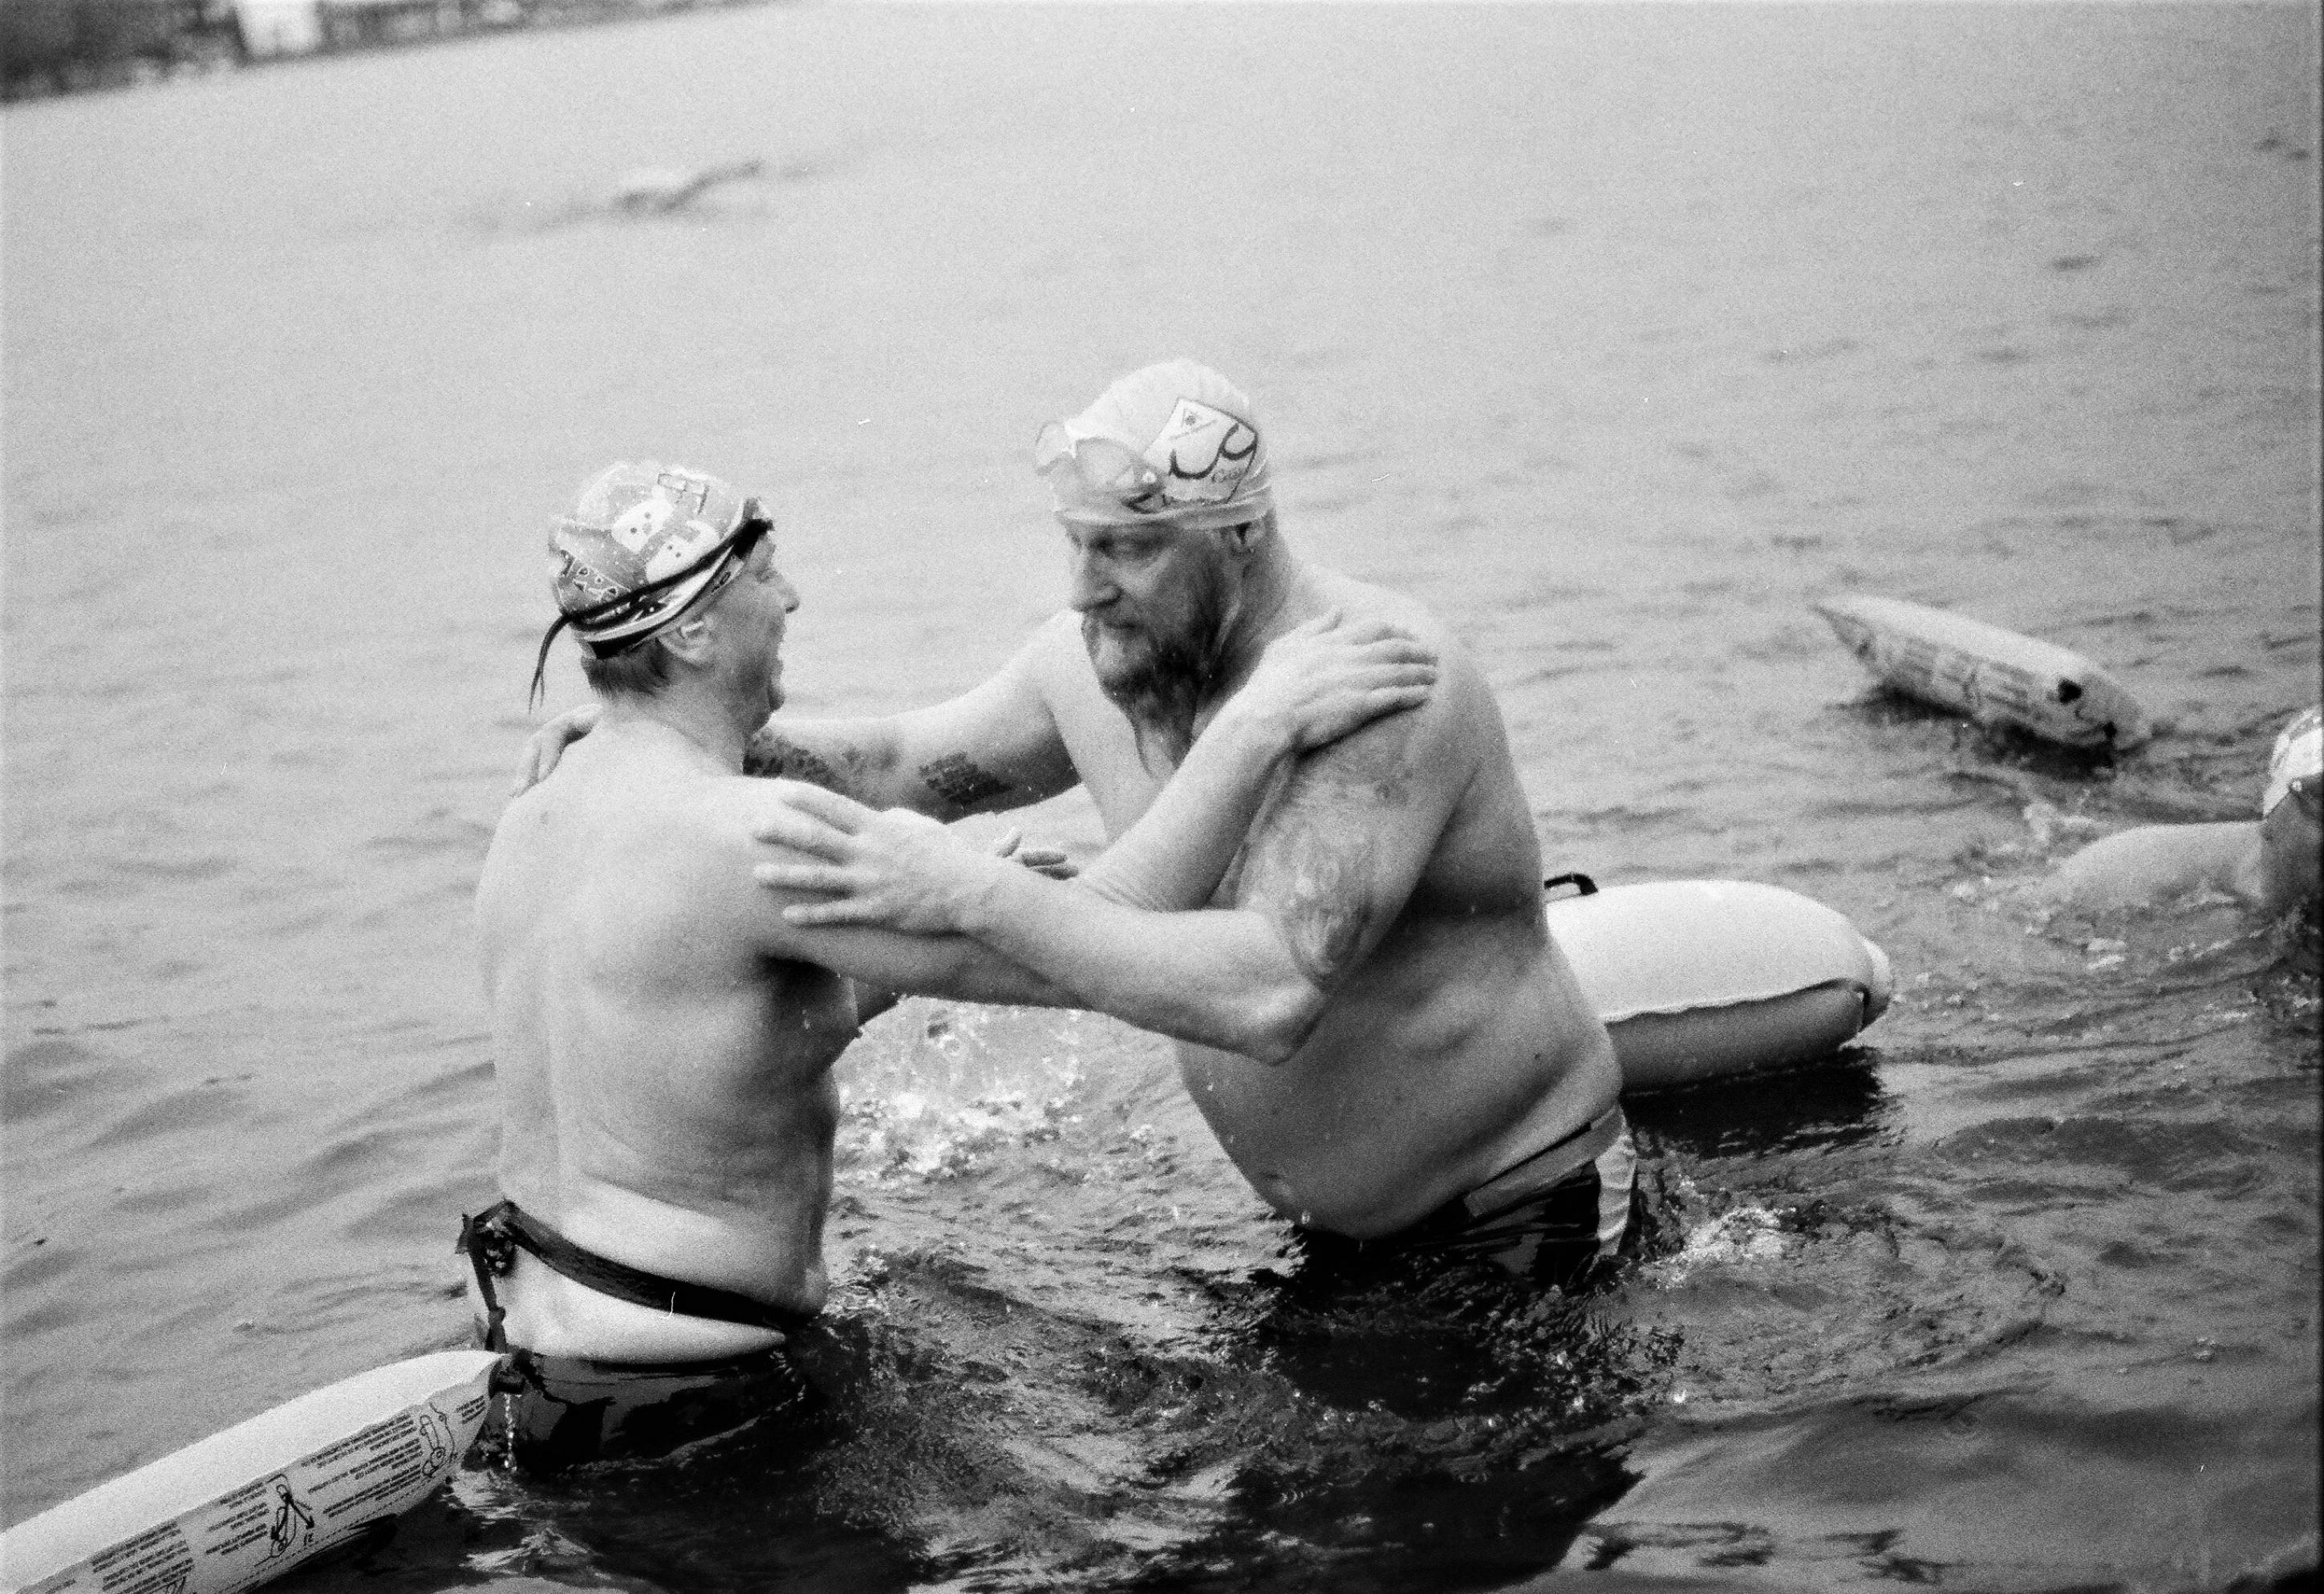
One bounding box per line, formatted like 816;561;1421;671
919;752;1012;811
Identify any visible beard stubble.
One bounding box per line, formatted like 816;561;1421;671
1083;563;1232;770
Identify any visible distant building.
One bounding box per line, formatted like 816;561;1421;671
316;0;460;50
3;0;749;99
233;0;318;55
2;0;217;95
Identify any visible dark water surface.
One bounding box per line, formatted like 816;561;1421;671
4;5;2318;1590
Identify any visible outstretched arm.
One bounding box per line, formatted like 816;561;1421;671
754;643;1473;1061
701;783;1078;1009
842;829;1074;1023
752;610;1438;930
805;917;1079;1012
516;624;1081;817
741;633;1080;817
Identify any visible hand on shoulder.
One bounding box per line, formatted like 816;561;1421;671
513;703;602;795
1223;610;1439;755
747;781;1008;935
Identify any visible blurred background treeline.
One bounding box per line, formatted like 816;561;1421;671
0;0;765;99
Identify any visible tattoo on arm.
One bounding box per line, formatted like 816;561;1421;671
1235;727;1423;988
1240;799;1377;988
1270;843;1375;986
919;752;1013;812
746;732;860;795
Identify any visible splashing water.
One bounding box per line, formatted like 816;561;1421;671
835;1001;1088;1183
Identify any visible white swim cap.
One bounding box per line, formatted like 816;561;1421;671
1034;359;1274;533
2261;704;2321;818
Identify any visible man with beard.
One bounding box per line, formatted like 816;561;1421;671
527;362;1630;1286
476;458;1434;1468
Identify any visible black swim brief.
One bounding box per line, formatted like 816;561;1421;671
481;1341;817;1470
1299;1105;1639;1292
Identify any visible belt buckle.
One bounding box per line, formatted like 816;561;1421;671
460;1210;519;1277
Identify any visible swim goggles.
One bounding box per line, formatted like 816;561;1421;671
527;507;772;708
1033;423;1173;520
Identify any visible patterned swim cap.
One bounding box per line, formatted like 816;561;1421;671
528;461;767;706
1035;359;1274;533
2261;704;2322;818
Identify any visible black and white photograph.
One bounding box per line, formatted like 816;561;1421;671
2;1;2318;1589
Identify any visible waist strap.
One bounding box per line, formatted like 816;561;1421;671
1460;1105;1626;1224
460;1200;817;1336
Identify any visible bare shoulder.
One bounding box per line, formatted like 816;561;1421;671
1224;583;1494;984
515;767;789;911
1302;574;1496;764
635;775;842;960
693;773;821;864
1021;610;1097;683
1016;608;1119;728
476;782;552;916
477;760;785;973
1320;570;1486;677
1313;570;1451;635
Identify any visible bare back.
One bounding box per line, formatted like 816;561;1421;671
1028;571;1620;1236
475;724;852;1341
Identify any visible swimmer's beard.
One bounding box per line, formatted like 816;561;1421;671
1084;586;1231;771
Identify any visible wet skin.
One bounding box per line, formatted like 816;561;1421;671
733;518;1621;1238
485;537;1435;1355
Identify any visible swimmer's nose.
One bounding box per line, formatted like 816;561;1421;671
777;570;801;612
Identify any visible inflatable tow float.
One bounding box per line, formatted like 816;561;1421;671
1816;593;2152;752
1547;875;1892;1092
0;1351;502;1594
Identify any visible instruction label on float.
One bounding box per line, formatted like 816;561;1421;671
5;1353;497;1594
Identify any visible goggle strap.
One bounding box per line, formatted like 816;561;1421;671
526;614;570;712
527;513;769;710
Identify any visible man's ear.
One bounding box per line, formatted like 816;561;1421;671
661;614;716;665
